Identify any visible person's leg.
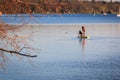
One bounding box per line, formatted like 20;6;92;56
80;34;82;38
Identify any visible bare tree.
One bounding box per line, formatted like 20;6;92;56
92;0;95;3
0;23;37;56
110;0;112;3
0;1;38;70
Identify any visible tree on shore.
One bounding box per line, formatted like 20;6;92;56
92;0;95;3
0;0;120;14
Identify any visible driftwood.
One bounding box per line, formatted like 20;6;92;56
0;48;37;57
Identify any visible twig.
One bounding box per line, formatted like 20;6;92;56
18;46;25;53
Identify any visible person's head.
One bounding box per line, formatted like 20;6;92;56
82;26;85;31
82;26;85;29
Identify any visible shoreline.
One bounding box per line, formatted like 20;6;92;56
11;23;120;26
1;14;119;25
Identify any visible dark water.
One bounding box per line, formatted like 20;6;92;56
0;14;120;80
0;14;120;24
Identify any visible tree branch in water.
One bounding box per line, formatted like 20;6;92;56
0;48;37;57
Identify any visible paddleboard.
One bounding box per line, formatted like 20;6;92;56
78;36;90;39
83;36;90;39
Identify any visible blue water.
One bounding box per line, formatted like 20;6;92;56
0;14;120;24
0;14;120;80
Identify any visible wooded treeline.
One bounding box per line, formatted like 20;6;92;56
0;0;120;14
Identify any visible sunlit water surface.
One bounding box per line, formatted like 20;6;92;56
0;23;120;80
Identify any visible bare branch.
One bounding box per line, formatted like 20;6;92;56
0;48;37;58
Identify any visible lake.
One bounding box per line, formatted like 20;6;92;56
0;14;120;80
1;14;120;24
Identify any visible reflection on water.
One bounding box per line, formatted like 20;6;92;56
0;24;120;80
0;52;8;71
79;38;86;59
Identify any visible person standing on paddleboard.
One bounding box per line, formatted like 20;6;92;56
79;26;86;38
